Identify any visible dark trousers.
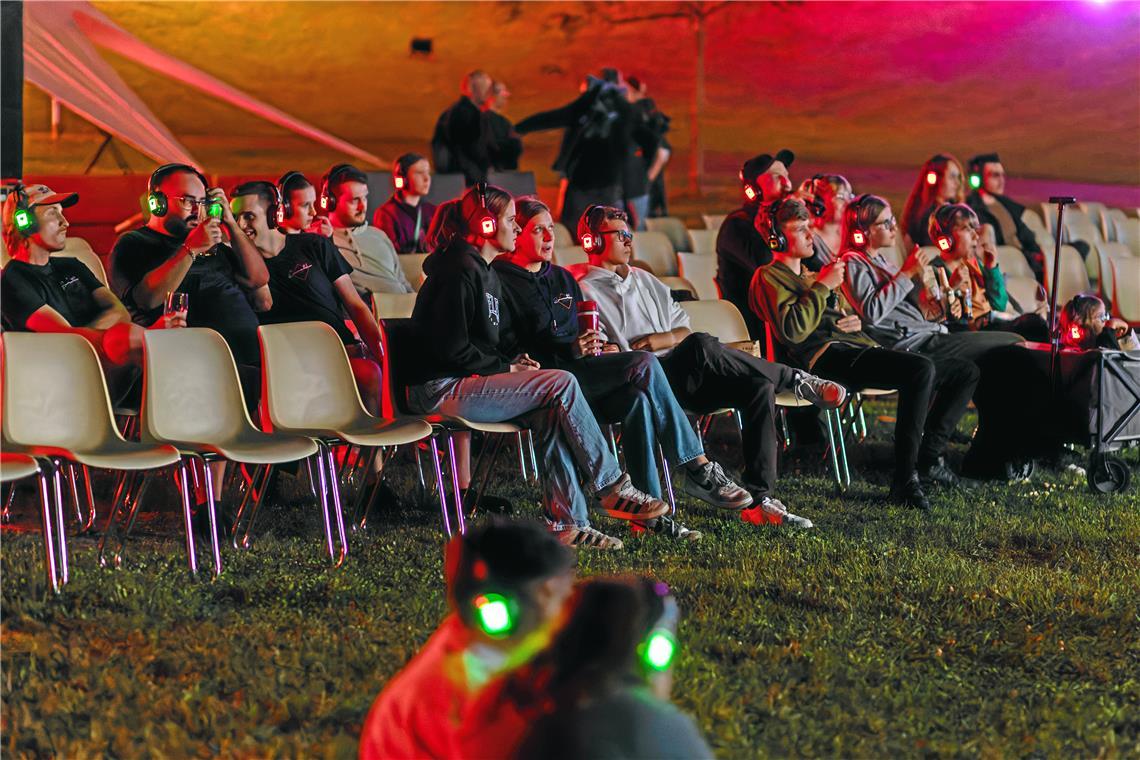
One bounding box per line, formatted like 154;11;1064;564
985;313;1050;343
812;344;977;482
659;332;797;497
919;329;1023;366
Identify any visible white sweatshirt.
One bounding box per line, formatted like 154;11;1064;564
578;265;690;356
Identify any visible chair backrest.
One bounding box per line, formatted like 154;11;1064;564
676;253;720;300
1110;257;1140;322
680;300;750;343
1043;244;1092;305
141;328;257;445
645;217;691;253
632;231;677;275
1004;275;1044;315
551;222;574;248
55;236;109;287
259;322;370;432
553;246;588;267
399;253;428;291
1119;217;1140;257
687;229;718;257
1102;208;1130;245
657;275;696;296
1079;201;1107;228
1063;208;1104;248
1;332;123;451
702;214;726;231
1022;208;1050;244
995;245;1033;279
373;292;418;320
1039;203;1058;236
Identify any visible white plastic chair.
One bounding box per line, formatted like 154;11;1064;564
645;217;691;253
687;229;718;257
632;231;677;276
677;253;720;300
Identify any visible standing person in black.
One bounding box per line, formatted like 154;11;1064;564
514;68;635;239
625;76;672;227
232;182;384;414
481;81;523;173
110;163;268;373
373;153;437;255
431;70;494;186
964;153;1046;282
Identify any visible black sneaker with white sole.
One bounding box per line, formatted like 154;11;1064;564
679;461;753;510
634;515;703;542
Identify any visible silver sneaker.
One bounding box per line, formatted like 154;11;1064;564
793;372;847;409
680;461;754;510
636;515;703;542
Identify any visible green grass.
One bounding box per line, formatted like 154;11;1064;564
3;405;1139;758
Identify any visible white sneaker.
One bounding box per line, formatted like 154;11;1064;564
793;372;847;409
598;474;670;521
680;461;754;510
741;496;814;528
554;524;624;549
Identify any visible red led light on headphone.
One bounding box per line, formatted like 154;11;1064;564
937;236;952;251
744;185;757;201
852;230;865;245
926;171;938;185
394;176;405;189
481;218;496;235
582;233;595;251
1068;325;1084;343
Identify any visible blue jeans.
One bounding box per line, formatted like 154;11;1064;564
570;351;703;498
625;194;650;231
406;369;623;530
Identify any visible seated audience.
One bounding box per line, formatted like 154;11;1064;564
232;182;384;414
1061;294;1139;351
360;519;577;760
929;204;1049;341
481;81;524;173
463;576;713;760
274;170;331;236
750;198;979;508
796;173;853;270
404;184;670;549
373;153;437;255
901;153;966;249
577;205;847;528
964;153;1046;280
1;184;184;398
321;163;415;297
494;197;753;542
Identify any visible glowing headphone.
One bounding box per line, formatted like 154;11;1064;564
580;204;609;255
967;157;984;191
802;176;829;218
468;182;498;238
758;200;788;253
848;193;873;247
638;581;679;673
277;171;307;226
740;168;762;203
319;164;355;213
11;184;37;237
473;590;519;638
930;205;956;253
147;164;219;219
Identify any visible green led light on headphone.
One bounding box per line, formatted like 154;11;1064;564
474;593;515;637
13;207;35;233
641;629;677;672
206;200;224;219
968;174;982;189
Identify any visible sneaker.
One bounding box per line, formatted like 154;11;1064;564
793;371;847;409
890;474;930;510
598;474;670;521
680;461;754;510
918;457;960;488
741;496;814;528
633;515;703;542
554;524;624;550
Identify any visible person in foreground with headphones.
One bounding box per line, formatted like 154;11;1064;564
796;173;854;270
964;153;1046;281
750;198;979;509
1060;294;1139;352
405;184;669;549
373;153;437;255
928;204;1050;341
231;182;385;413
109;164;268;373
493;197;753;543
1;184;185;395
321;163;414;298
274;170;333;237
578;205;847;528
359;519;577;760
461;575;712;760
900;153;966;249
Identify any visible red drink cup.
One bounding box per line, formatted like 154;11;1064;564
578;300;601;356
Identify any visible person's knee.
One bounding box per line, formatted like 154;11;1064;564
910;355;936;389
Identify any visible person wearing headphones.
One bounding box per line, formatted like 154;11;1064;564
796;173;854;270
1;184;185;394
372;153;437;255
929;204;1049;341
359;519;577;760
274;170;333;237
109;164;268;371
578;205;848;528
964;153;1046;281
900;153;966;249
494;196;754;543
404;184;670;549
750;198;979;509
462;576;712;760
231;182;384;413
322;163;414;298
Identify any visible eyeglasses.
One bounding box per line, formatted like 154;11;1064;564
174;196;210;211
871;216;896;230
600;229;634;243
1092;312;1110;323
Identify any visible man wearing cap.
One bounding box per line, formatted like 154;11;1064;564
964;153;1046;282
372;154;437;255
717;149;811;340
2;184;183;393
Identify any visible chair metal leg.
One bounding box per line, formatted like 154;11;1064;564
525;430;540;485
34;461;61;593
778;408;791;451
174;458;200;576
320;442;349;567
823;410;845;491
232;464;273;551
48;461;69;586
3;481;16;523
351;446;382;531
192;454;222;577
428;432;453;537
98;469;153;569
445;432;467;535
658;444;677;516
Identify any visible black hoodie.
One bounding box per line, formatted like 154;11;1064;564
407;239;511;384
492;258;584;369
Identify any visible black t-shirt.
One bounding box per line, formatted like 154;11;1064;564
257;232;356;344
1;257;105;330
109;226;262;365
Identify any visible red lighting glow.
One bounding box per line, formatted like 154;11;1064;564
481;218;495;235
937;236;952;251
852;230;865;245
926;171;938;185
744;186;757;201
394;176;405;189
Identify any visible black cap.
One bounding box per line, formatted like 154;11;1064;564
968;153;1000;169
741;149;795;185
